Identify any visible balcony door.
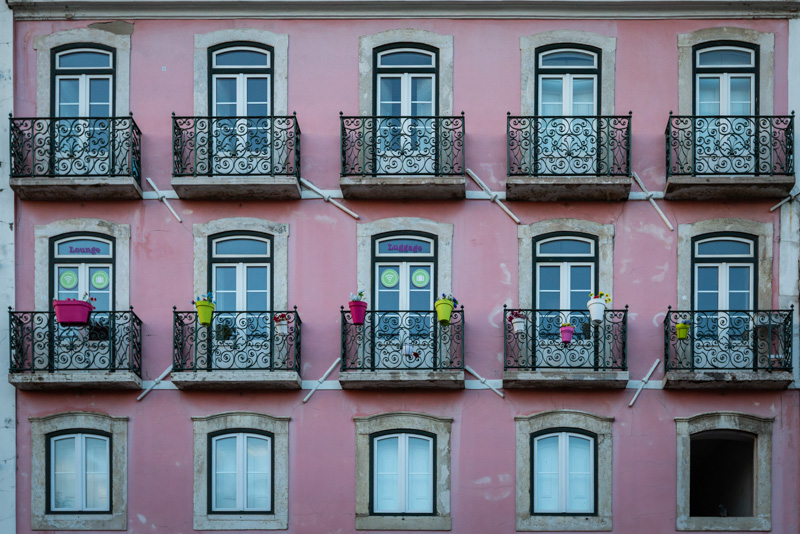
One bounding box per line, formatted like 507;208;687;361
373;235;436;369
53;47;114;176
374;46;437;174
210;45;272;174
536;48;599;175
692;235;755;369
694;45;757;174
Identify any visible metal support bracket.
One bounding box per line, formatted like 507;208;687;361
146;177;182;223
303;357;342;403
632;172;673;231
628;359;660;407
299;178;359;220
466;169;521;225
465;365;505;398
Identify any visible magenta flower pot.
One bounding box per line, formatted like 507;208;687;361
560;326;575;344
53;300;94;326
349;300;367;325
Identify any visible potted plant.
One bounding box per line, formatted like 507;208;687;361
560;323;575;343
676;320;690;340
349;290;367;325
193;292;215;326
587;292;611;324
508;310;527;333
53;293;96;327
274;312;289;335
435;293;458;325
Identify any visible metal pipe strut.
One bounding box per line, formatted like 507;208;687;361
146;177;183;223
632;172;673;231
628;359;660;407
137;365;173;401
465;365;505;398
466;168;521;225
303;357;342;403
300;178;360;220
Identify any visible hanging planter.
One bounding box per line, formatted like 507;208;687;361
53;297;95;327
560;324;575;344
587;292;611;324
274;312;289;336
193;292;215;326
676;322;690;340
349;290;367;325
435;294;458;325
508;310;526;334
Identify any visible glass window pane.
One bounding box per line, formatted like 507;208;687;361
84;437;109;511
85;437;108;473
572;79;594;105
215;238;269;256
215;436;237;472
58;51;111;69
568;436;592;512
697;266;719;291
57;266;80;297
377;239;431;255
58;79;80;105
541;50;595;67
53;437;76;509
534;436;560;512
247;436;270;472
407;437;430;473
247;473;270;510
379;51;433;67
698;78;720;116
379;77;402;105
697;239;751;256
247;292;268;312
215;266;237;292
54;437;76;473
375;437;399;511
412;78;432;104
246;267;268;291
247;78;269;102
215;473;237;509
89;79;110;104
539;239;592;255
728;266;751;292
729;292;750;310
215;49;269;67
57;239;111;256
697;292;718;311
698;48;753;67
215;78;237;104
376;437;398;473
538;266;560;292
247;104;269;117
541;79;563;104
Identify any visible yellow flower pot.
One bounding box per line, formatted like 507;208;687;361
435;298;454;325
195;300;215;326
676;323;690;340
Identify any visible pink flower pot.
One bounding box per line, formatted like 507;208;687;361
53;299;94;326
560;326;575;344
349;300;367;325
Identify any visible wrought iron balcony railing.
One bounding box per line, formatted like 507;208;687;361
665;114;794;177
173;309;301;372
172;114;301;178
10;115;142;181
340;308;464;371
503;307;628;371
9;309;142;375
507;114;632;177
664;308;793;372
340;114;465;176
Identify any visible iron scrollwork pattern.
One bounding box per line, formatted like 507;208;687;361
664;308;793;371
665;114;794;176
503;307;628;371
507;115;632;177
172;115;301;178
172;309;301;372
8;309;142;375
340;114;465;176
10;116;142;182
340;308;464;371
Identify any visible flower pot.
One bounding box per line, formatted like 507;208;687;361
560;326;575;343
511;317;525;334
53;299;94;326
435;298;455;325
349;300;367;325
195;300;215;326
587;297;607;324
275;320;288;336
676;323;690;340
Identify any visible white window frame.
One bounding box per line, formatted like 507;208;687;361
694;263;753;311
55;74;113;118
372;432;434;514
537;74;598;117
49;432;111;513
695;73;755;116
210;432;272;513
538;48;598;69
532;431;595;514
696;46;755;68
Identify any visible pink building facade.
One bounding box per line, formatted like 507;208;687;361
1;1;800;532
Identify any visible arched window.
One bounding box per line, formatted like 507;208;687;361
371;430;435;514
692;233;756;312
535;45;600;117
209;43;272;118
533;233;598;311
210;430;273;513
209;232;272;313
532;429;596;514
373;44;438;117
693;42;757;116
51;233;115;311
52;45;115;118
372;233;436;311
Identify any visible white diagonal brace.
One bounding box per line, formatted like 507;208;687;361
632;172;673;231
466;169;521;225
137;365;173;401
303;357;342;403
146;177;182;223
628;359;660;408
465;365;505;398
299;178;360;220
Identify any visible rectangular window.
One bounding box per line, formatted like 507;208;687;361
533;431;594;514
211;432;272;513
49;433;110;512
373;433;434;514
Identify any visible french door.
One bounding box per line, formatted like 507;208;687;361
55;75;112;175
212;74;271;173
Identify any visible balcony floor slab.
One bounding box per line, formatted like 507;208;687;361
506;175;631;201
503;369;629;389
340;176;466;200
663;370;793;390
172;176;301;200
9;371;142;390
11;176;142;200
339;370;464;389
171;370;302;390
664;175;795;200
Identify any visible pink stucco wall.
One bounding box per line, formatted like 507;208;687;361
11;17;798;533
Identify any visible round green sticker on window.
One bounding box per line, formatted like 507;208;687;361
411;269;430;288
59;271;78;290
381;269;399;288
91;271;109;290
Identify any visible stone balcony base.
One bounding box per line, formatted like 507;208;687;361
663;370;793;390
171;370;302;390
9;371;142;390
664;174;795;200
506;175;631;201
172;175;301;200
339;370;465;389
503;369;629;389
340;175;466;200
11;176;143;200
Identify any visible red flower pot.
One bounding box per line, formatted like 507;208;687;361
53;300;95;326
348;300;367;325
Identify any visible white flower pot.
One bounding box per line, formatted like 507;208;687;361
587;298;607;324
511;317;525;333
275;321;288;336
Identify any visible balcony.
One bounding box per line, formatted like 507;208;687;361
9;116;142;200
663;308;793;389
8;310;142;390
339;114;466;199
339;308;464;389
171;114;302;200
664;114;795;200
171;309;301;389
503;307;629;389
506;114;632;201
